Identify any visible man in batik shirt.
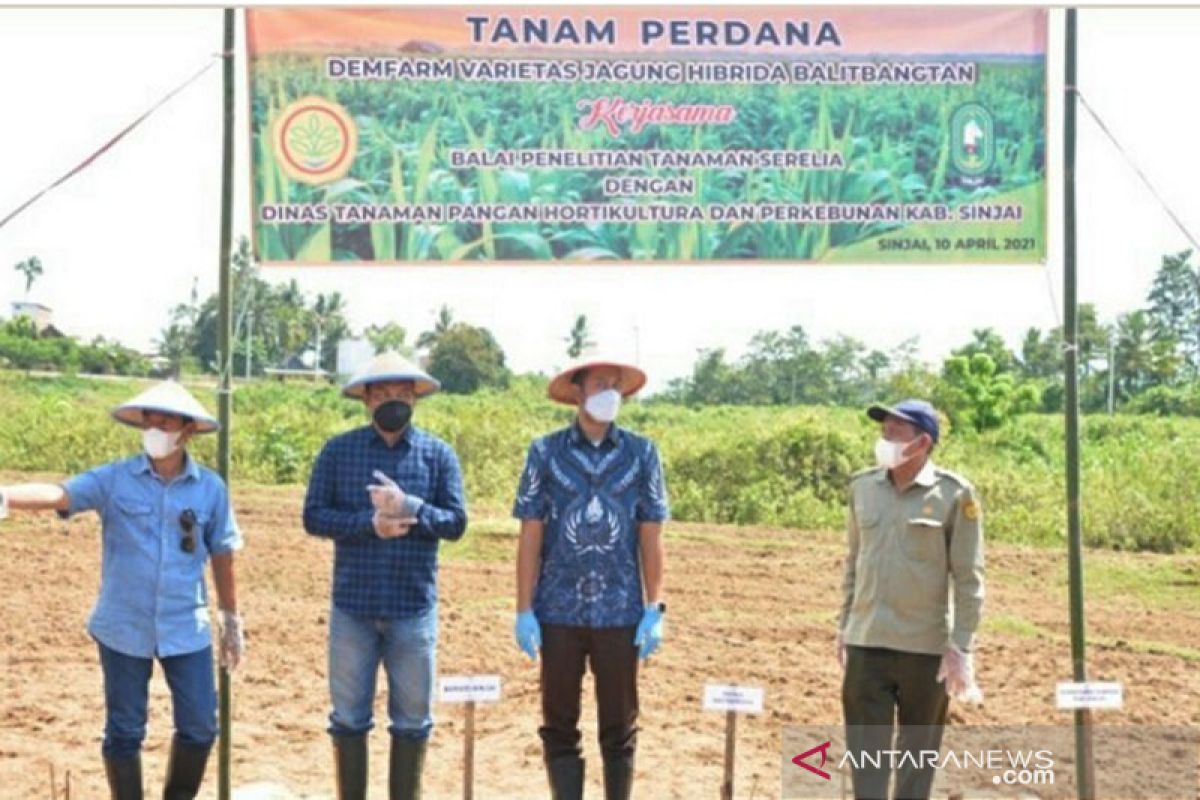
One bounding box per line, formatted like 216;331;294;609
512;357;669;800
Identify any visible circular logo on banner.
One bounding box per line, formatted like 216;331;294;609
949;103;995;179
273;97;357;185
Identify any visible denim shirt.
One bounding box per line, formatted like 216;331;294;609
63;453;242;659
513;422;669;628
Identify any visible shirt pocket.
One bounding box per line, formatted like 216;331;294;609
113;495;155;534
855;502;882;543
903;516;947;563
110;495;158;557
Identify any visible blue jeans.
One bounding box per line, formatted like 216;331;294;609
327;604;437;740
97;642;217;759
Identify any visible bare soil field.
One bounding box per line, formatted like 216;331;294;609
2;480;1198;798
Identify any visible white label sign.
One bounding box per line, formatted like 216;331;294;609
703;684;764;715
1056;681;1122;710
438;675;502;704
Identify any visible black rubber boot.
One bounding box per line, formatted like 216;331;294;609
547;755;585;800
333;734;368;800
104;755;144;800
602;754;635;800
388;736;428;800
162;738;212;800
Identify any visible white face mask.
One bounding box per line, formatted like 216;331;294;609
584;388;622;424
143;427;183;460
874;437;915;469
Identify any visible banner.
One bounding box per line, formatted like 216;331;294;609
247;8;1047;265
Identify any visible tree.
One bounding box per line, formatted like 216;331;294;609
1076;303;1109;376
1146;249;1200;374
312;291;350;371
155;323;194;378
1019;326;1062;380
672;348;740;405
821;334;871;405
174;236;352;376
156;277;200;375
882;337;940;401
365;322;413;356
937;352;1040;433
742;325;822;404
951;328;1017;374
564;314;595;359
1114;309;1183;394
426;322;509;393
417;305;455;350
14;256;43;298
862;350;891;383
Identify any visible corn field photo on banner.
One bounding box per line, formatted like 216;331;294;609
247;7;1047;265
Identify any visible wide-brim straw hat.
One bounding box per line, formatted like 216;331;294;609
111;380;220;433
548;358;647;405
342;352;440;399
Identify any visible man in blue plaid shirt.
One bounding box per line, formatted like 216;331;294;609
303;352;468;800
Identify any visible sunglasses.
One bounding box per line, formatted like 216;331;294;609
179;508;197;553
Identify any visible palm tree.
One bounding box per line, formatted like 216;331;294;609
1115;311;1154;397
312;291;347;371
564;314;595;359
14;256;43;297
417;305;455;350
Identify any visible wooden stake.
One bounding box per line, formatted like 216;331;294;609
49;763;57;800
721;710;737;800
463;700;476;800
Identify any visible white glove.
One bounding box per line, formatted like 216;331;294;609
937;645;983;704
368;470;407;515
373;511;413;539
219;610;245;672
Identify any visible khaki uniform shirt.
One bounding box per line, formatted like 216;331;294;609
839;461;985;655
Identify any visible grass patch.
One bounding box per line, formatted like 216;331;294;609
1080;557;1200;612
442;517;516;562
981;613;1200;663
983;614;1048;640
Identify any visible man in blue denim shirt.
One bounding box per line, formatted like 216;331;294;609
304;352;467;800
513;357;669;800
0;380;243;800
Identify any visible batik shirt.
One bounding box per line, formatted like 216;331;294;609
513;422;669;628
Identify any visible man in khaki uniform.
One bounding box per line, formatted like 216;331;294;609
837;399;984;800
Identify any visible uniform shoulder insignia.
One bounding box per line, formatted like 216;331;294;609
961;495;981;521
936;469;981;519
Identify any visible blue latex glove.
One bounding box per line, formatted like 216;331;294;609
514;609;542;660
634;606;664;660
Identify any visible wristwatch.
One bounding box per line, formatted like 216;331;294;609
648;601;666;614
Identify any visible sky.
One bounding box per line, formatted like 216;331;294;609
2;4;1199;393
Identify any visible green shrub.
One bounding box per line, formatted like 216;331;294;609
1;372;1197;553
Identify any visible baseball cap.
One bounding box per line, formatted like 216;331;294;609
867;399;940;444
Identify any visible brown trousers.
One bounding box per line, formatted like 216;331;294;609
539;624;640;762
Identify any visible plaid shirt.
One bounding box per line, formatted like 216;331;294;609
513;422;669;628
304;424;467;619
